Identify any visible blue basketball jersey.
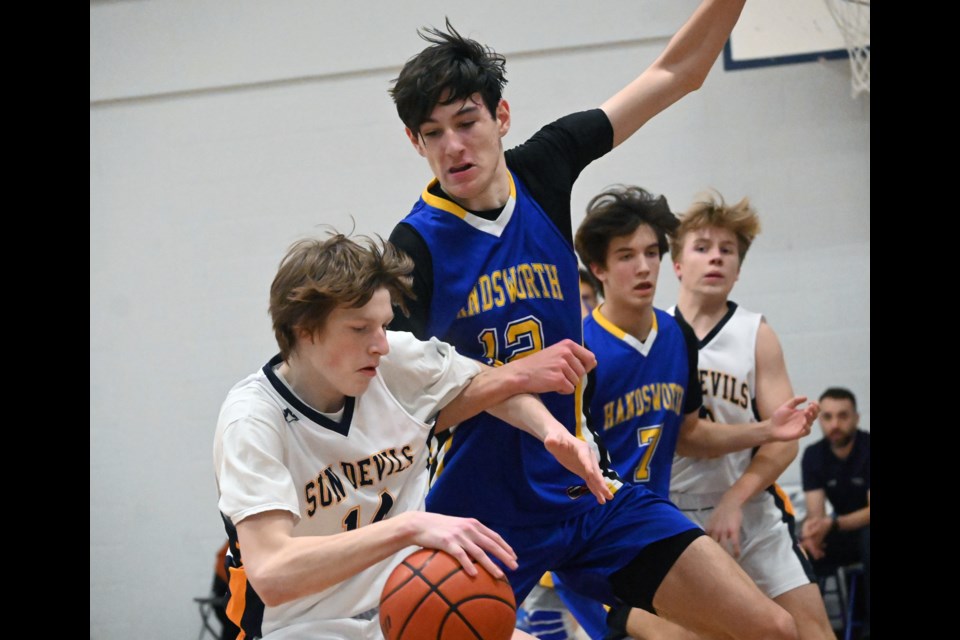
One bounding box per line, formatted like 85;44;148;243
402;171;620;527
583;306;690;499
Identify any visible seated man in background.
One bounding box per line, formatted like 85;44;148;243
801;387;870;639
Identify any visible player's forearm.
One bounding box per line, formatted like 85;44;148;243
656;0;747;88
243;515;417;606
602;0;747;146
723;442;798;506
436;364;519;431
677;418;779;458
484;392;562;442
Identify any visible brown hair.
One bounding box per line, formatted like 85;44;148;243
389;17;507;134
574;185;678;295
669;189;761;264
819;387;858;409
269;232;414;359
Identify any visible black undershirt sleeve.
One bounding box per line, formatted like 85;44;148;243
507;109;613;245
387;222;431;339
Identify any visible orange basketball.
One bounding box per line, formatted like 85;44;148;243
379;548;517;640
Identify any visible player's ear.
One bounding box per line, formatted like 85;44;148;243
589;262;606;281
673;258;683;280
295;325;317;346
496;99;510;137
405;127;426;157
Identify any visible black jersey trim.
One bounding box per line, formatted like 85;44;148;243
674;301;740;350
262;354;355;436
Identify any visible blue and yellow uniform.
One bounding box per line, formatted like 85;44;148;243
583;306;696;499
390;111;702;613
401;170;619;527
547;305;701;634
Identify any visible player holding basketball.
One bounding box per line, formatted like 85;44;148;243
213;232;609;639
665;190;837;640
570;185;819;639
387;3;806;639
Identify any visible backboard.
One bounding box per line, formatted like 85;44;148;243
724;0;851;69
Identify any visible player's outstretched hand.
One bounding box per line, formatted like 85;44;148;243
769;396;818;442
543;428;613;505
509;339;597;395
405;512;518;579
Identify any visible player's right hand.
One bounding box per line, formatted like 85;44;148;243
404;512;518;578
704;498;744;559
543;428;613;504
509;339;597;395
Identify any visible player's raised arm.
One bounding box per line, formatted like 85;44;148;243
601;0;747;147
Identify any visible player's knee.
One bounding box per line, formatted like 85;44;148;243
749;607;798;640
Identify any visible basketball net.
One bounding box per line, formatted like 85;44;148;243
824;0;870;97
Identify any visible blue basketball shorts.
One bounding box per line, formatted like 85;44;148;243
492;482;701;607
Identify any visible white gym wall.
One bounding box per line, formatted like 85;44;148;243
90;1;869;637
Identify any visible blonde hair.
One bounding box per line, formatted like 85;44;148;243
669;189;761;263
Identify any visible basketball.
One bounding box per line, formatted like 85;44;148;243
379;548;517;640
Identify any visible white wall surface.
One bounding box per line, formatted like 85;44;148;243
90;1;869;638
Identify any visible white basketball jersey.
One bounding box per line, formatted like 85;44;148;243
668;303;763;496
214;331;480;638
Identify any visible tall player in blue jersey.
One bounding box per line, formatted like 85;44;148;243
385;4;810;639
572;185;818;639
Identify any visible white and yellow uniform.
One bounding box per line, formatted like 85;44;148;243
668;303;814;598
214;331;481;639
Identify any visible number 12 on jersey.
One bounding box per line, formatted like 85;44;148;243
478;316;545;364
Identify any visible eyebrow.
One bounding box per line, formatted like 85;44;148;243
421;102;481;125
614;242;658;253
692;236;735;246
456;103;480;116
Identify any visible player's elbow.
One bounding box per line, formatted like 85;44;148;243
245;566;299;607
784;440;800;458
255;587;287;608
680;71;707;94
675;440;716;459
675;439;696;457
660;62;709;95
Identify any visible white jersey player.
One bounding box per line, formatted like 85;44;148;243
213;233;608;640
667;191;836;640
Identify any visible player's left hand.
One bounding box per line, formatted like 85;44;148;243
704;498;744;559
543;429;613;505
769;396;818;442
